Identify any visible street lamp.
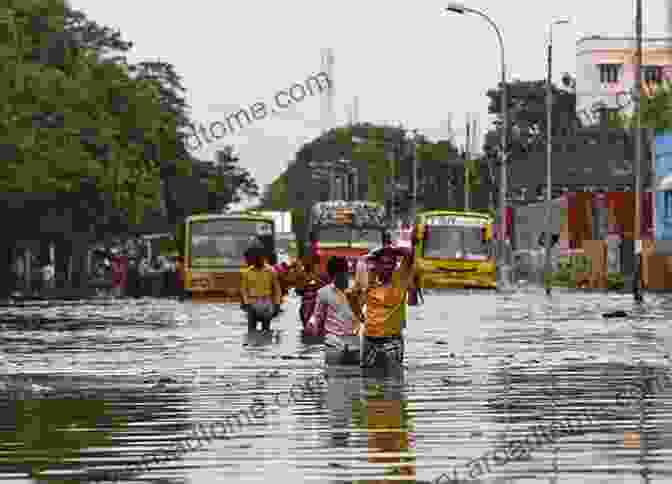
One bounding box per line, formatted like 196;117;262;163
543;18;570;295
444;2;511;288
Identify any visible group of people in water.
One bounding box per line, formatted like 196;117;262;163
239;235;422;370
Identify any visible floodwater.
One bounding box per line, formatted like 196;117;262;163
0;288;671;483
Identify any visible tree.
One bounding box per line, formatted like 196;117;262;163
207;147;258;212
483;79;579;155
610;79;672;132
0;0;190;228
258;171;289;210
0;0;206;292
464;157;481;194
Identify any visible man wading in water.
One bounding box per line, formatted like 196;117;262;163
240;246;282;331
354;245;416;369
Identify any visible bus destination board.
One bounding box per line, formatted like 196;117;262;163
426;216;487;227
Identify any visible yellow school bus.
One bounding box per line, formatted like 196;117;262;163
414;210;496;289
183;213;276;302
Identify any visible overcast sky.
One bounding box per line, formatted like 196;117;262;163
73;0;670;195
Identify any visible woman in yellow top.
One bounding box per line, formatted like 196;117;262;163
356;246;415;369
240;247;282;331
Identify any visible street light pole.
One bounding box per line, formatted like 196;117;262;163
445;2;511;289
544;19;570;296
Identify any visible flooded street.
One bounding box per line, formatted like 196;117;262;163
0;290;671;483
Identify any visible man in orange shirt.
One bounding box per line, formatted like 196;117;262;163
357;246;416;370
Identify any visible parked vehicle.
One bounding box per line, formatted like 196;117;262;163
182;213;276;302
307;200;387;274
414;210;496;289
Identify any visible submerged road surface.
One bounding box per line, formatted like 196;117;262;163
0;289;670;483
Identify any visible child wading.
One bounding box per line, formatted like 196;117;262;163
240;246;282;331
355;246;416;369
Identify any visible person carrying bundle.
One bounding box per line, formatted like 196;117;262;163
356;246;416;369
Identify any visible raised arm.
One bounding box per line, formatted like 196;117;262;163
396;247;416;292
271;271;282;306
240;271;250;305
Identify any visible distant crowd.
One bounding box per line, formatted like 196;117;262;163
90;239;182;298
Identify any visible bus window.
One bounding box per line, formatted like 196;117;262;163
356;229;383;246
317;227;351;244
424;226;489;259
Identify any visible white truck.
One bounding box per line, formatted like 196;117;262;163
255;211;295;262
255;210;292;234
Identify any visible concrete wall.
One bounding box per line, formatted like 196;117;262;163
514;199;563;252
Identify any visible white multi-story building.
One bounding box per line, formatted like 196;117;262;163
575;35;672;125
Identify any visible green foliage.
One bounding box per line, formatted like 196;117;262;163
609;80;672;133
291;207;306;256
464;158;481;192
484;79;578;155
207;148;258;212
352;138;387;203
548;255;592;288
259;171;289;210
0;0;200;231
607;272;625;290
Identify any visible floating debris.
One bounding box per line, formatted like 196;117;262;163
603;310;628;318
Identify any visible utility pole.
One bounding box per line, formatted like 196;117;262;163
633;0;644;303
388;134;398;224
499;76;511;289
465;115;471;210
410;129;419;221
544;19;569;295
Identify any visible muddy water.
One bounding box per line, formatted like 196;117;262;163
0;289;670;483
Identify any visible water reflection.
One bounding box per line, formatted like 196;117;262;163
481;359;669;483
3;292;672;482
323;366;416;483
0;377;190;483
243;329;281;347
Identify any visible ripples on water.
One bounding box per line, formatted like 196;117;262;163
0;290;670;482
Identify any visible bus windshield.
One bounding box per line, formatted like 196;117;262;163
190;219;273;267
356;228;383;246
423;226;489;259
316;227;383;246
318;226;351;244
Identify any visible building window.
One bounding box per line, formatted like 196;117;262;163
598;64;620;84
644;65;663;84
665;192;672;219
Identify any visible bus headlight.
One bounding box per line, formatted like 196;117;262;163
477;262;496;273
192;278;210;289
